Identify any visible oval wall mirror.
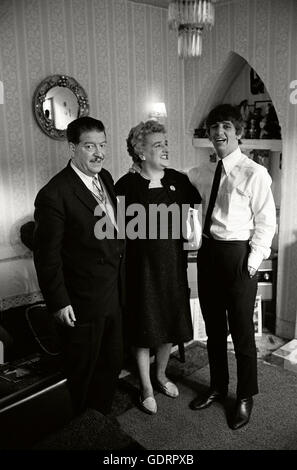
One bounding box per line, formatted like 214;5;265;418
33;75;89;140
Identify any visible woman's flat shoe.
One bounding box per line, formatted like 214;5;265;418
139;395;157;414
157;380;179;398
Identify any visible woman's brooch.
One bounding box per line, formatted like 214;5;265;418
170;185;176;191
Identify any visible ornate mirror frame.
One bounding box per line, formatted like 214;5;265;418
33;74;89;141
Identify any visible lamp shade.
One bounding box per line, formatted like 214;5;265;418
148;102;167;120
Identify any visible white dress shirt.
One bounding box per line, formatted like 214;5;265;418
70;161;118;230
188;147;276;271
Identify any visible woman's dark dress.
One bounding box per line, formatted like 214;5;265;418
115;169;201;348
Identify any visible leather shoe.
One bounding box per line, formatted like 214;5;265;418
156;380;179;398
189;390;226;410
139;395;157;415
230;397;253;430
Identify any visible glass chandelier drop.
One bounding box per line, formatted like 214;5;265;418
168;0;217;58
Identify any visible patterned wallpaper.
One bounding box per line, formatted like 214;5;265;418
183;0;297;338
0;0;184;261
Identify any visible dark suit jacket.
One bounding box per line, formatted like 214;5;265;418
33;162;125;322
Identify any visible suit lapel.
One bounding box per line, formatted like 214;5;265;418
65;163;98;214
65;164;119;219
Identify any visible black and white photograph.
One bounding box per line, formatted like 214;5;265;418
0;0;297;461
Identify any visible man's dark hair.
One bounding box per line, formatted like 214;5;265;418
66;116;105;144
205;104;243;135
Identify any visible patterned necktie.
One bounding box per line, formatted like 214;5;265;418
92;176;106;205
93;176;119;232
203;159;223;238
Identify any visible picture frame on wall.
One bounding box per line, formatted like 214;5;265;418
254;100;273;117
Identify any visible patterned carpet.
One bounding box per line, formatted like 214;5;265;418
117;349;297;450
110;331;286;419
20;339;293;452
28;341;208;451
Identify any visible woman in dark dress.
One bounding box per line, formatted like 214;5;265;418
115;120;201;414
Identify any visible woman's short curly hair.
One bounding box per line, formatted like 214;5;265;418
126;120;166;163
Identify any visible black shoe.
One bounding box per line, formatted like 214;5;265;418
229;397;253;430
189;390;226;410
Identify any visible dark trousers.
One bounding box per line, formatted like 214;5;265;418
197;238;258;398
59;308;123;415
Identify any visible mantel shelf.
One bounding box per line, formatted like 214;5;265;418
192;138;282;152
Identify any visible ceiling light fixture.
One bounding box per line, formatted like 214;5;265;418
168;0;217;58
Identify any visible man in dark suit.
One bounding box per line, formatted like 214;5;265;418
33;117;125;415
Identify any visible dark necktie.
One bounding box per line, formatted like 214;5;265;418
203;159;223;238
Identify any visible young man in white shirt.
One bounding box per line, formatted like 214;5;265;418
188;104;276;430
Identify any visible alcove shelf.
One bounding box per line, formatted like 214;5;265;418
192;138;282;152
